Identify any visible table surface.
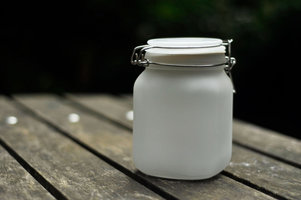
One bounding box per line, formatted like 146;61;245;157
0;94;300;200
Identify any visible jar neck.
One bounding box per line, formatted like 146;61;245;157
146;64;226;72
143;66;228;81
145;52;226;69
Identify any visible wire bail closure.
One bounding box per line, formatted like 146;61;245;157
131;39;236;93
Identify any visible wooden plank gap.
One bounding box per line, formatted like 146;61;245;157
0;138;68;200
221;171;288;200
233;141;301;169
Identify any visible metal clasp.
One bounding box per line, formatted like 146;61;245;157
130;45;149;67
223;39;237;93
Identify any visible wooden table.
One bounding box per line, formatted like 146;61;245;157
0;94;300;200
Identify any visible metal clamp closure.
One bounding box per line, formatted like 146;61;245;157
131;39;236;92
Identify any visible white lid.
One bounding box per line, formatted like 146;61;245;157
146;37;225;55
143;37;226;67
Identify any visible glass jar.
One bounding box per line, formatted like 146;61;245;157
131;38;236;180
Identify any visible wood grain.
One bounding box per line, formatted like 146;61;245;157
0;97;163;200
68;94;301;168
14;94;278;200
228;145;301;200
233;120;301;167
68;94;133;128
0;146;54;200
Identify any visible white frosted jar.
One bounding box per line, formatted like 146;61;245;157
131;38;236;180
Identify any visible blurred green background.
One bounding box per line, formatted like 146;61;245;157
1;0;300;139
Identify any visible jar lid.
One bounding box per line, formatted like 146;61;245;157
146;37;224;55
131;37;237;92
131;37;235;68
148;37;222;47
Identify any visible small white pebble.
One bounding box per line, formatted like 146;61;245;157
6;116;18;125
125;110;134;121
229;162;251;167
68;113;80;123
242;162;251;167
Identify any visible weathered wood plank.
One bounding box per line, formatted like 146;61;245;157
229;146;301;200
0;97;163;200
15;94;277;200
233;120;301;167
68;94;133;128
0;145;55;200
68;94;301;168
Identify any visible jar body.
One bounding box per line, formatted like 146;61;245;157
133;66;233;180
